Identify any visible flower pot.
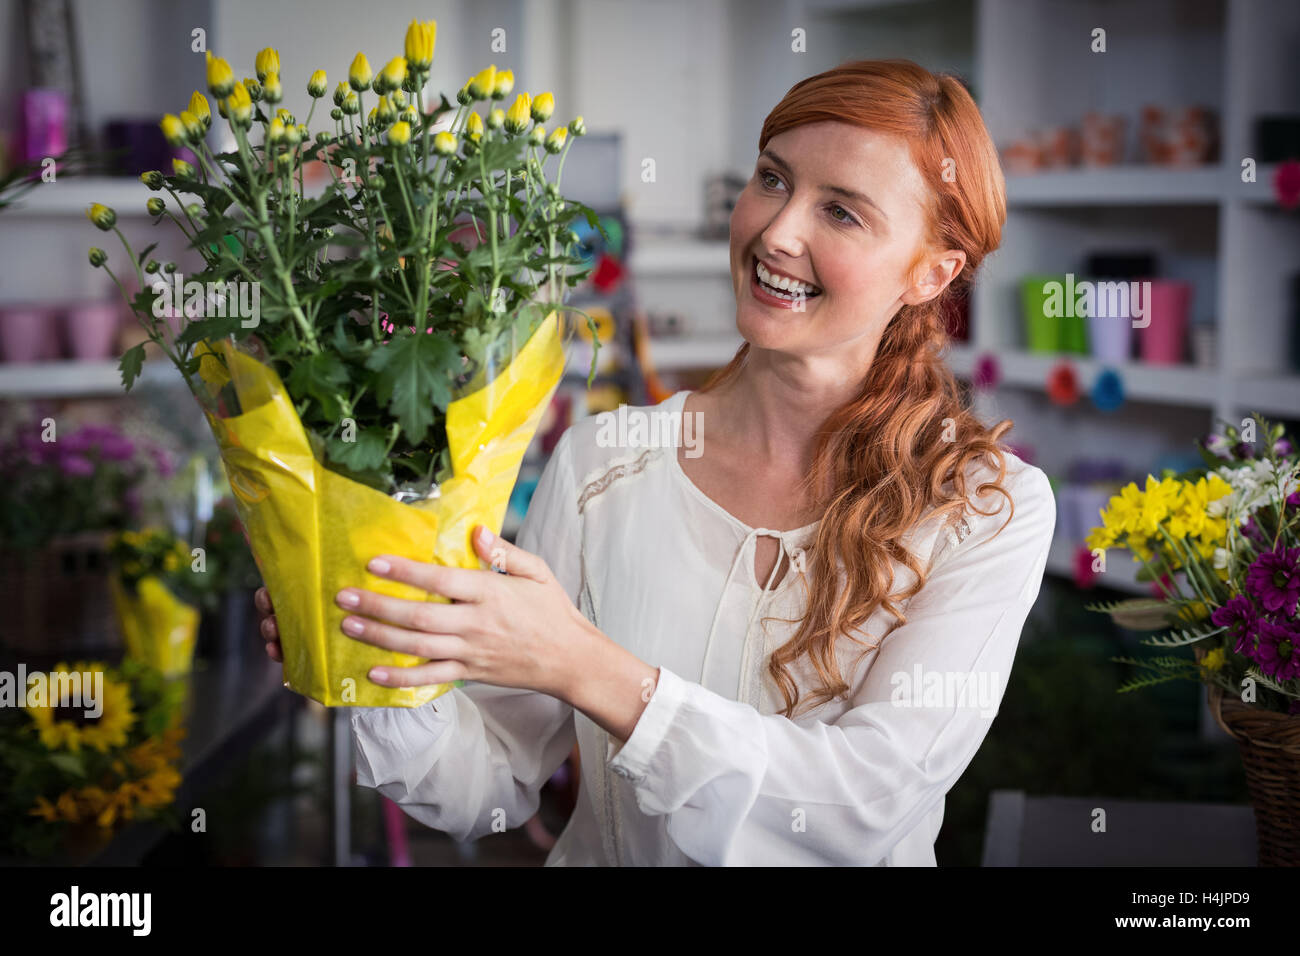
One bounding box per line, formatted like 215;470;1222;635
1021;275;1063;353
61;301;122;360
0;305;57;363
1208;684;1300;866
1138;279;1191;364
1087;309;1133;363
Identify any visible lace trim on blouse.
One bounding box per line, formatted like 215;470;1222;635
576;448;662;516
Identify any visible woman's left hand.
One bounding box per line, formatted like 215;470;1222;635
335;525;594;700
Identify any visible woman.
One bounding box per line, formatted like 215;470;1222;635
256;59;1056;866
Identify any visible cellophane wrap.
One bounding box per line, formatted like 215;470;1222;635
109;573;200;679
190;310;566;707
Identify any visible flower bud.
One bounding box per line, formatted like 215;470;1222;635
349;53;372;92
226;82;253;128
391;89;408;110
531;91;554;123
188;91;212;129
528;124;545;147
185;203;202;218
160;113;185;146
164;262;177;274
456;80;472;106
330;107;343;121
255;47;280;84
466;110;484;142
284;123;302;147
342;92;360;116
387;121;411;147
268;117;287;145
316;130;332;145
88;247;107;268
86;203;116;230
569;115;586;136
333;80;350;107
468;65;496;100
492;69;514;100
487;107;504;130
378;57;407;95
172;157;195;178
505;92;531;134
180;109;204;140
367;174;385;191
206;51;235;98
308;69;328;98
400;105;418;126
376;94;397;126
275;151;293;172
140;170;164;190
433;131;457;155
405;18;436;72
144;259;160;274
146;197;166;216
262;70;283;104
243;77;263;102
276;108;294;125
545;126;568;153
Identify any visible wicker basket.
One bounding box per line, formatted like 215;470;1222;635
0;530;123;660
1207;683;1300;866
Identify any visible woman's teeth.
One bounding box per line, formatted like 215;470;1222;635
755;260;821;299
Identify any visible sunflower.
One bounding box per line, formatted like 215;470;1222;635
23;662;137;754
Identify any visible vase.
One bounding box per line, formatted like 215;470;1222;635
0;305;57;363
1138;279;1191;364
1207;683;1300;866
62;301;123;361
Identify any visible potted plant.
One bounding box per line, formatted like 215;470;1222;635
88;19;603;707
1087;415;1300;864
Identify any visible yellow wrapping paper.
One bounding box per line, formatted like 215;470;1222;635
109;574;200;678
192;311;566;707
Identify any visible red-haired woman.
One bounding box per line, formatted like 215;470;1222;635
257;59;1056;866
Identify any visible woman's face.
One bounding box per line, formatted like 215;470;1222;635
729;120;963;366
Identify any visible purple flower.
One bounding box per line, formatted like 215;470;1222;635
1232;441;1256;460
1212;594;1259;656
1274;437;1294;457
1240;515;1267;546
1287;491;1300;512
1246;546;1300;617
149;444;176;479
98;436;136;461
1254;619;1300;681
58;454;95;477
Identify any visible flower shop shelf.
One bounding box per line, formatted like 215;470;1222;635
954;350;1222;409
1233;373;1300;420
643;333;744;371
1005;166;1225;207
0;357;180;398
4;177;182;217
628;239;732;277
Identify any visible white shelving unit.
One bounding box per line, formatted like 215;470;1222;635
0;357;180;399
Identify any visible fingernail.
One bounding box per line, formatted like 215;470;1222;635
369;557;391;574
477;526;493;547
343;617;364;635
370;668;388;683
338;590;360;607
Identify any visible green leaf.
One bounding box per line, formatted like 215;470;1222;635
119;343;146;391
287;352;350;422
364;332;458;444
47;751;85;778
326;427;389;472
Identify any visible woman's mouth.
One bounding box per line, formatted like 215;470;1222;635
750;256;822;307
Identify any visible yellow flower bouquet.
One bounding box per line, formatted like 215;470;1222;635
86;19;604;706
108;527;202;678
0;659;186;857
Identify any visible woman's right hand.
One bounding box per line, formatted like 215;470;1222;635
255;587;282;662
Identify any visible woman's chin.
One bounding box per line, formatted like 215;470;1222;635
734;306;806;350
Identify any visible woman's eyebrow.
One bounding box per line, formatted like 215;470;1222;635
759;148;890;223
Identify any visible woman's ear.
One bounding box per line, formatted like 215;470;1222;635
902;249;967;306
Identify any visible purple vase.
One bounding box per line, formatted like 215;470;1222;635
0;306;57;363
62;302;123;360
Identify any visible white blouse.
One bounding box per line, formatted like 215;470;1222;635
351;389;1056;865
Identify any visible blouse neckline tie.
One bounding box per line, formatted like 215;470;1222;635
699;526;805;700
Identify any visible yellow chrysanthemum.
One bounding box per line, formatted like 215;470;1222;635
1201;647;1226;672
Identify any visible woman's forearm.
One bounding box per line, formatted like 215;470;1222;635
559;618;660;745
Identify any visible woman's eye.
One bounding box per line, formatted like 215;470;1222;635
759;170;781;189
829;205;856;225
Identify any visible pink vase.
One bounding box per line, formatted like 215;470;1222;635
62;302;123;360
0;306;57;363
1139;279;1192;365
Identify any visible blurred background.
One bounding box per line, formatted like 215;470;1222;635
0;0;1297;866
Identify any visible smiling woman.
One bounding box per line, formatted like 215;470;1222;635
259;58;1057;867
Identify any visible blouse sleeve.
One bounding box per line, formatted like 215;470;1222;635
350;427;582;842
605;462;1056;865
